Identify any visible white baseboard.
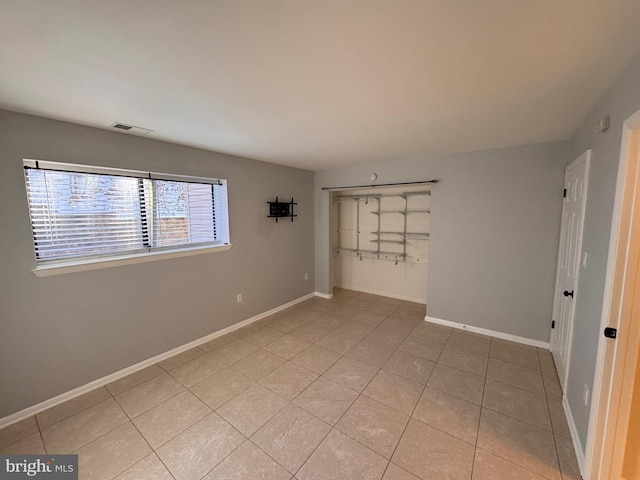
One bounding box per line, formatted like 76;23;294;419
314;291;333;299
0;292;316;429
424;315;550;349
334;284;426;304
563;395;586;476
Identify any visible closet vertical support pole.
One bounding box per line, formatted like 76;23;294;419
376;197;381;258
336;194;341;253
356;198;360;254
402;195;408;261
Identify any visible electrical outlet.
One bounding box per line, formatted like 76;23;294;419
584;384;589;405
304;273;309;280
236;293;243;303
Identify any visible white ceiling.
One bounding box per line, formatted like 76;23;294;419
1;1;640;171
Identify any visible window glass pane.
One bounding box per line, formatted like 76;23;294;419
152;180;216;248
25;169;146;260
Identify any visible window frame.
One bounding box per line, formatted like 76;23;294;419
23;159;232;276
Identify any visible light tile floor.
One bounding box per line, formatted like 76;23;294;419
0;289;581;480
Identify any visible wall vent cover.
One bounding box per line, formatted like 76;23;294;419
111;122;153;134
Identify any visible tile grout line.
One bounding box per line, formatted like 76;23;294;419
471;342;492;480
473;444;561;480
479;405;554;434
39;387;129;457
134;396;215;451
113;377;187;423
121;419;178;480
33;414;47;455
107;365;166;397
35;387;117;434
156;346;207;373
287;417;334;478
486;375;547;398
193;423;248;480
539;348;565;480
377;332;439;480
244;437;304;480
164;348;246;391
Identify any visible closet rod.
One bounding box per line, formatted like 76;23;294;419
321;179;439;191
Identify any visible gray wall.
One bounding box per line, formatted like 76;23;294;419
565;50;640;450
315;141;567;341
0;110;315;418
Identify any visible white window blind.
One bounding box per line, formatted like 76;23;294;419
23;160;230;264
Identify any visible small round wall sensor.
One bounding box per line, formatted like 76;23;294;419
369;173;378;181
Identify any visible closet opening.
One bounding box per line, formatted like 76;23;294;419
330;184;431;303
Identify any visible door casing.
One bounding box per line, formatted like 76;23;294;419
586;115;640;479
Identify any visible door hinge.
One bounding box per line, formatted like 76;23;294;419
551;320;556;329
604;327;617;339
563;188;567;198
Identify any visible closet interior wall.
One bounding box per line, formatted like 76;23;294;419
331;185;430;303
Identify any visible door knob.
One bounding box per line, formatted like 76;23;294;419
563;290;574;298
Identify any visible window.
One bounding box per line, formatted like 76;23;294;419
23;159;230;266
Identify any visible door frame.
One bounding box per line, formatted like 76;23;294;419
585;110;640;479
550;150;591;392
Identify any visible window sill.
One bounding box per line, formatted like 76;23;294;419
32;244;233;277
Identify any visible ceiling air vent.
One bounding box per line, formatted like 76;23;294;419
111;122;153;134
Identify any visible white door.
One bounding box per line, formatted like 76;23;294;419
551;150;590;391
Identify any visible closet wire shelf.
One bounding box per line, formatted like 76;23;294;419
334;190;430;265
